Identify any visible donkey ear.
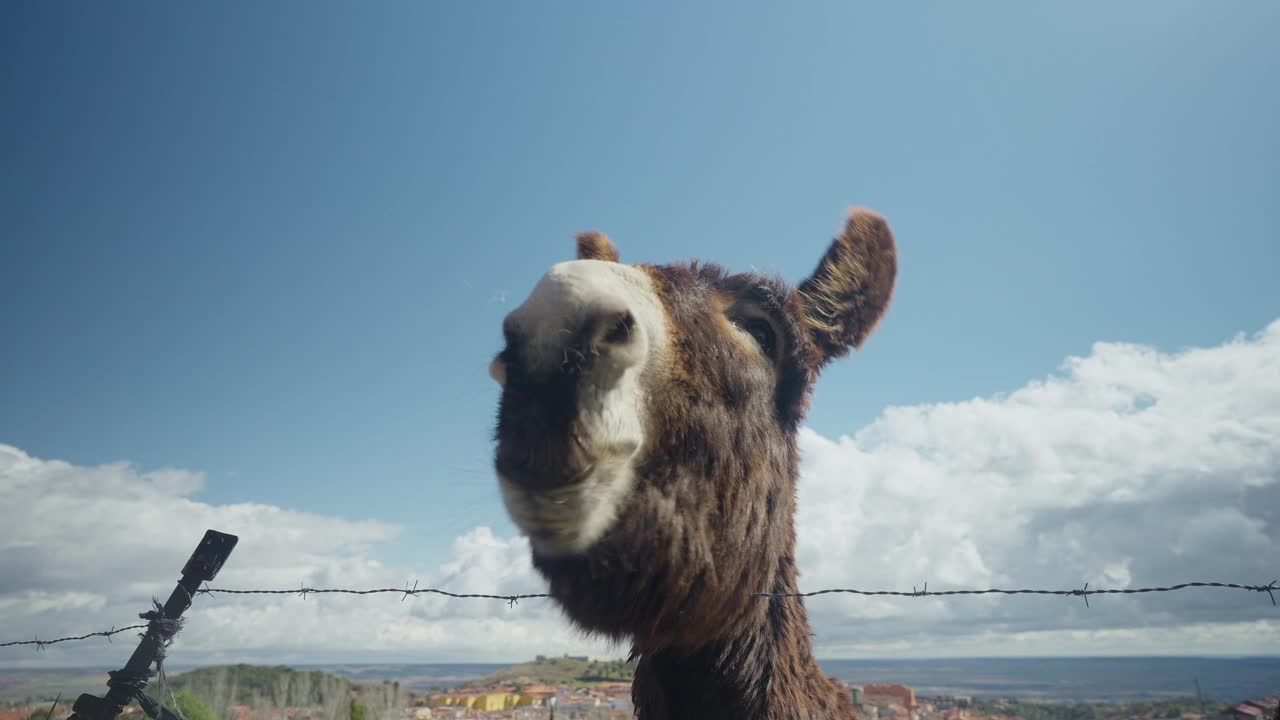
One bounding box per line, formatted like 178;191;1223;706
797;208;898;365
576;231;620;262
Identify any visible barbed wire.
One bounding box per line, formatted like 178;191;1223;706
2;624;148;650
198;580;552;605
3;578;1274;652
759;580;1280;608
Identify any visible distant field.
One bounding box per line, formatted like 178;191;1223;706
817;657;1280;702
4;656;1277;705
0;669;112;702
301;663;507;691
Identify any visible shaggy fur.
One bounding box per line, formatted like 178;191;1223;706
576;230;621;262
798;209;898;362
494;208;898;719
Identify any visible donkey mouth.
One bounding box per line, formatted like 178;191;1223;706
494;452;595;491
497;458;637;557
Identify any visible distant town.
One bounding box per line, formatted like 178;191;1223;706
0;658;1275;720
406;665;1279;720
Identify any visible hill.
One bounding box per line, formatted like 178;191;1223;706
168;665;402;720
170;664;352;708
460;656;636;689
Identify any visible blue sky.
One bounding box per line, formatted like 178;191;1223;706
3;0;1278;599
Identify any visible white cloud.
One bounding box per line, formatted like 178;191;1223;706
2;320;1278;668
0;446;612;669
797;319;1280;656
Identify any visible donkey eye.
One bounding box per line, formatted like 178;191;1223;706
741;318;777;359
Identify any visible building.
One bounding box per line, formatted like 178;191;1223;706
1222;698;1279;720
520;684;559;707
864;684;917;710
850;686;869;717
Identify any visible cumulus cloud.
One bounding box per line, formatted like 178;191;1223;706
0;447;610;669
2;320;1278;667
797;319;1280;656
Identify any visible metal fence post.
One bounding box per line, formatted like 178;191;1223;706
69;529;238;720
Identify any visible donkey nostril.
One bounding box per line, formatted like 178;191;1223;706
489;356;507;385
600;311;636;345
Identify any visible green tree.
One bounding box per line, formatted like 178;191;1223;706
349;698;367;720
162;690;219;720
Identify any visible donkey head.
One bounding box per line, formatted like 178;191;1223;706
490;209;897;652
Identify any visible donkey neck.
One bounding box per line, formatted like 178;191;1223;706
630;555;852;720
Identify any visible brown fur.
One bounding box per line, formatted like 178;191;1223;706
798;208;898;362
495;208;898;719
576;230;621;262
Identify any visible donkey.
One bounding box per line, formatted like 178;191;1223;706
489;208;897;719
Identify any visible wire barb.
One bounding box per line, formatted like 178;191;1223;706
1260;579;1279;606
1074;582;1091;608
